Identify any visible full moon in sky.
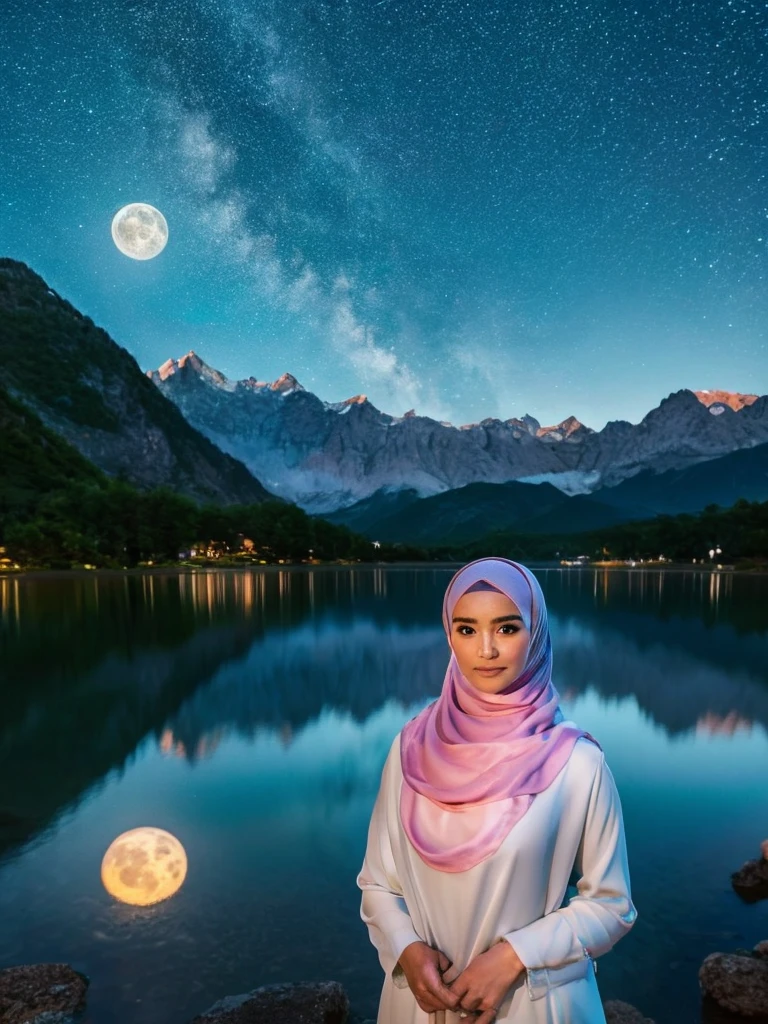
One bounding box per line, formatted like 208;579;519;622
101;827;187;906
111;203;168;260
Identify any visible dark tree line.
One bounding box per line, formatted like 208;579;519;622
455;498;768;566
1;479;433;568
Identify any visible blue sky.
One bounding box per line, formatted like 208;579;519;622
1;0;766;428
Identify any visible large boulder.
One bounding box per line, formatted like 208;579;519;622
189;981;349;1024
0;963;88;1024
699;951;768;1017
604;1000;655;1023
731;843;768;903
701;995;768;1024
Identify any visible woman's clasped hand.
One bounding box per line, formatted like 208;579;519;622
396;941;460;1015
397;938;525;1022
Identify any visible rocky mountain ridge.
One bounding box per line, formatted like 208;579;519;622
148;351;768;514
327;440;768;543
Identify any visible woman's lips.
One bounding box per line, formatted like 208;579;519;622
474;667;505;674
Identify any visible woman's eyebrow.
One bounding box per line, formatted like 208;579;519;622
452;614;523;624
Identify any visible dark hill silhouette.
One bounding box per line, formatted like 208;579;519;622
0;258;270;505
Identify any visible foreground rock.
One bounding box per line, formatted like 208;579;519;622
604;1000;655;1023
189;981;349;1024
701;996;768;1024
0;963;88;1024
699;946;768;1017
731;841;768;903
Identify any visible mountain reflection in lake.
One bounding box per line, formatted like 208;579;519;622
0;566;766;1024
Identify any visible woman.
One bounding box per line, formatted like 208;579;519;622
357;557;636;1024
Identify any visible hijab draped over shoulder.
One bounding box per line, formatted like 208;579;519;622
399;557;599;873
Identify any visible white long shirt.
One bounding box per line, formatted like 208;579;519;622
357;731;637;1024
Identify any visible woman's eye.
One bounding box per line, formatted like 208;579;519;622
499;625;519;634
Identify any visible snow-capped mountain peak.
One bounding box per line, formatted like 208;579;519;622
693;389;760;412
152;351;236;392
147;353;768;514
270;372;305;394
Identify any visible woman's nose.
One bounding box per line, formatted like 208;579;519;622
478;632;497;658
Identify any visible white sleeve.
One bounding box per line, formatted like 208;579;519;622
357;741;422;981
501;751;637;970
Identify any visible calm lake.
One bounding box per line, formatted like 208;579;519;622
0;566;767;1024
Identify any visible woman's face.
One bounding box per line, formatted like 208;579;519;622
450;588;531;694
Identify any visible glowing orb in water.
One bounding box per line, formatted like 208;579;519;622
101;827;187;906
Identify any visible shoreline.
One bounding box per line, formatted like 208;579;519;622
2;560;766;581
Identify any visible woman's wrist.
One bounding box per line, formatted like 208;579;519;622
495;937;525;976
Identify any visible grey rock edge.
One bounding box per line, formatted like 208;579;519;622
189;981;349;1024
0;963;88;1024
18;960;768;1023
604;1001;655;1024
0;967;710;1024
699;943;768;1019
188;983;656;1024
731;854;768;904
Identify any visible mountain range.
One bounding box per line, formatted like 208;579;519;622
324;440;768;542
1;257;765;543
148;350;768;528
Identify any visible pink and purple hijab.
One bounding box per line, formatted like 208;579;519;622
399;557;599;873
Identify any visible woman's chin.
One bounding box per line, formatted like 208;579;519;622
469;672;513;693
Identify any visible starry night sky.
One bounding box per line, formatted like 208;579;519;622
2;0;766;428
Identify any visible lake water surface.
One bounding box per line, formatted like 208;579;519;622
1;566;767;1024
